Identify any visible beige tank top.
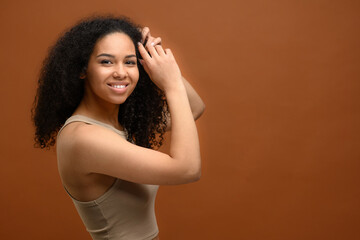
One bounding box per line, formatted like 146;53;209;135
57;115;159;240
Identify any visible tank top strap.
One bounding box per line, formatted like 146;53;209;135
57;115;127;138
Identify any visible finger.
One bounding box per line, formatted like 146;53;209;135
164;48;172;56
139;59;150;73
155;45;165;56
147;37;161;48
146;36;161;52
151;37;162;46
145;33;154;49
141;27;150;44
147;42;160;58
138;42;152;61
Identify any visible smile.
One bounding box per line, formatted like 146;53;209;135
107;83;128;89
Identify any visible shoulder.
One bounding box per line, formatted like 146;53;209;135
59;120;126;148
57;122;128;170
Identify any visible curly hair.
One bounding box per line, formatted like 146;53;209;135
32;15;168;149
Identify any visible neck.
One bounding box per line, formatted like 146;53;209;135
73;94;121;130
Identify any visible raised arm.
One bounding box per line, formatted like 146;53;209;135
140;27;205;126
137;43;201;178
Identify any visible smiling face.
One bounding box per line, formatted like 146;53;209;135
83;32;139;107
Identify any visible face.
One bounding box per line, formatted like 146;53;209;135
83;32;139;106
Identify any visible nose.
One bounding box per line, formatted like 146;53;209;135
113;64;127;79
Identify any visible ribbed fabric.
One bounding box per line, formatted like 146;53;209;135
58;115;159;240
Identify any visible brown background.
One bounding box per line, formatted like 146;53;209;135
1;0;359;239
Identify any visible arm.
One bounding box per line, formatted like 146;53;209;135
163;77;205;131
57;42;201;185
140;27;205;126
181;76;205;121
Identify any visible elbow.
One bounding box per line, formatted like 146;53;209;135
199;102;206;117
185;164;201;183
192;169;201;182
194;102;206;120
169;158;201;185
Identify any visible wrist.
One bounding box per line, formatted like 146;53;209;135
163;77;185;95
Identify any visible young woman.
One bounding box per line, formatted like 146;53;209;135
32;16;204;239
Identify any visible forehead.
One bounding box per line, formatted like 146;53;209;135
92;32;135;55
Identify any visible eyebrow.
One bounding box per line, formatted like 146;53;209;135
96;53;137;58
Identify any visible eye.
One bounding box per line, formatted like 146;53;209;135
125;60;136;65
100;59;112;64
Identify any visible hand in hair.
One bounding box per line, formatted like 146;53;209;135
138;42;182;93
139;27;205;126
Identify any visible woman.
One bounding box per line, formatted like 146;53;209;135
32;16;204;239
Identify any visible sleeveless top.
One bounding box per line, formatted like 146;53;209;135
57;115;159;240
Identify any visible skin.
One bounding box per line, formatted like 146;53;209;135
76;32;139;129
141;27;205;124
57;29;204;205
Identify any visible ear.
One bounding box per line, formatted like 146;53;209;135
79;67;87;79
79;73;86;79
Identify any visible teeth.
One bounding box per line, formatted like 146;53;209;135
112;85;126;89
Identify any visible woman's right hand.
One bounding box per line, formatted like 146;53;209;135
138;41;183;92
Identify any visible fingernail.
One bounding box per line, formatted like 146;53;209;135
151;42;155;46
137;42;141;46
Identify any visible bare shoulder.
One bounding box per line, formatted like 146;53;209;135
57;122;123;200
57;122;122;179
57;122;125;152
57;121;128;169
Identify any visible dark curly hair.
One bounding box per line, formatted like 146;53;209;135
32;15;168;149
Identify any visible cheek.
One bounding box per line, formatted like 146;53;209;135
131;69;140;84
88;67;109;80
